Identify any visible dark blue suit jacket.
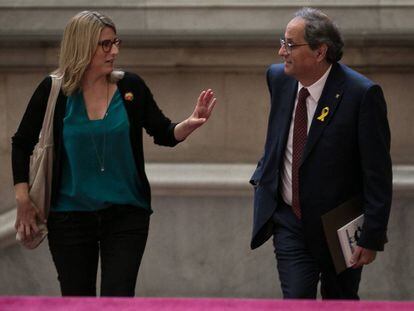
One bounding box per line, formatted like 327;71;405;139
250;62;392;257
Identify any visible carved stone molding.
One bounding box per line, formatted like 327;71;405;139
0;1;413;45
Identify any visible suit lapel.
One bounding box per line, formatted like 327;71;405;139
275;79;297;157
301;63;345;164
263;77;297;180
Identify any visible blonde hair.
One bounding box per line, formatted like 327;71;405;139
53;11;116;95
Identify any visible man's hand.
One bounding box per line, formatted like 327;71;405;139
350;246;377;268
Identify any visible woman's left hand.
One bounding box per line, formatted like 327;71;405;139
188;89;217;128
174;89;217;141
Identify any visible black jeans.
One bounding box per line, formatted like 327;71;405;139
47;204;150;297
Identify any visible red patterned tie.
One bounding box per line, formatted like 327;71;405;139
292;87;310;219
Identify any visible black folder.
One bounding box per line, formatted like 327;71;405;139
321;197;363;274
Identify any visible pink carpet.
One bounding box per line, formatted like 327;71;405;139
0;297;413;311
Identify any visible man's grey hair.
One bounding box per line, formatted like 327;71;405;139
294;7;344;63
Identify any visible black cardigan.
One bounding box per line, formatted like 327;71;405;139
12;72;180;207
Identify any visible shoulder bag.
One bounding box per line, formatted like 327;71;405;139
16;75;63;249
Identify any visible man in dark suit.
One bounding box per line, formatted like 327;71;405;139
250;7;392;299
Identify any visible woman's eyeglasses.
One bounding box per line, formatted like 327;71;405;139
98;38;122;53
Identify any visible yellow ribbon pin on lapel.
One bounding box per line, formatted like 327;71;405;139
317;107;329;122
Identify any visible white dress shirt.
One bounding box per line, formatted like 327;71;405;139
280;65;332;206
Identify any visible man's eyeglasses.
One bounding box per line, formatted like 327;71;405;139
279;38;309;54
98;38;122;53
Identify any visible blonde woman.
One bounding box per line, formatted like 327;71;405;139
12;11;216;296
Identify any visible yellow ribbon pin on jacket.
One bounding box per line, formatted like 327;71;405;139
124;92;134;102
317;107;329;122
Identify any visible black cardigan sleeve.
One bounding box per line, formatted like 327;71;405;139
119;72;180;147
11;76;52;184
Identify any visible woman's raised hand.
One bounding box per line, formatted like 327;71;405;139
174;89;217;141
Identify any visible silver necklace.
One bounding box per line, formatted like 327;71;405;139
87;81;110;172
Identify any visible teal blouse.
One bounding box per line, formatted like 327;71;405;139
52;89;149;212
